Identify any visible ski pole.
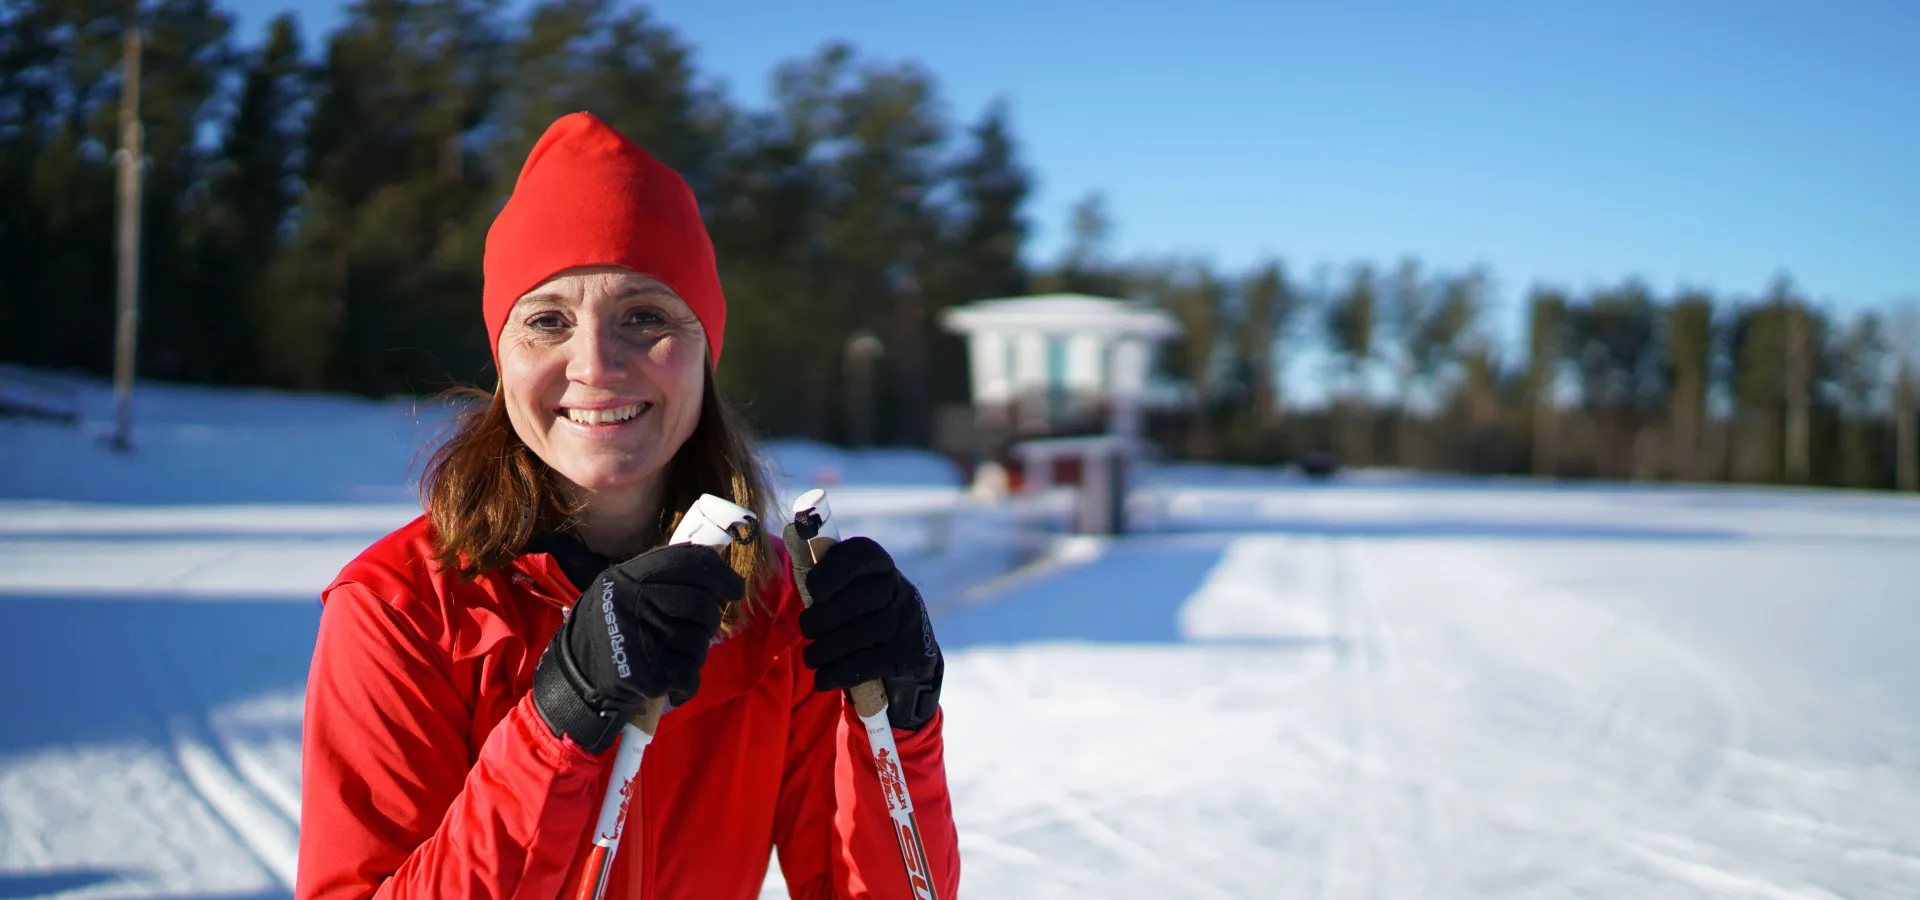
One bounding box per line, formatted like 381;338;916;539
789;488;940;900
577;493;758;900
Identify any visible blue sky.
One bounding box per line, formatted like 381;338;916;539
226;0;1918;364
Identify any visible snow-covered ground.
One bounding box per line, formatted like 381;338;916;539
3;373;1919;898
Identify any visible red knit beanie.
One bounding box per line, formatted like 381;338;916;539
483;112;725;366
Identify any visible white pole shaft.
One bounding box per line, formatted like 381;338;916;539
579;494;754;900
858;707;938;900
590;722;651;843
791;489;939;900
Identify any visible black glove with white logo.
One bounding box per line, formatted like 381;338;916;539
783;529;944;731
530;543;743;754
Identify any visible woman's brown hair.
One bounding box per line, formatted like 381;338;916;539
420;369;775;629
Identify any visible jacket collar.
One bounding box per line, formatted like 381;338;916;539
523;531;608;595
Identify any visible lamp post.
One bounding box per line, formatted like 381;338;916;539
844;330;885;448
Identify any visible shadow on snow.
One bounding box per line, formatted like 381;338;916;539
0;869;288;900
0;594;319;756
932;537;1323;651
1143;515;1743;542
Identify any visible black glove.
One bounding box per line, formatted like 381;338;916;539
531;543;744;753
783;528;943;731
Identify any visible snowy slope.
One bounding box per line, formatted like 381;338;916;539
4;374;1920;898
937;528;1920;898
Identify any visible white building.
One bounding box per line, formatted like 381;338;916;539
940;293;1181;441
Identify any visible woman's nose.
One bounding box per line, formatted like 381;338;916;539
565;324;627;386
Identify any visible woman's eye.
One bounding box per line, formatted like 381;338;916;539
526;312;568;331
625;308;668;328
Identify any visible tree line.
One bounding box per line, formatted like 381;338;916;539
1078;245;1919;492
4;0;1915;490
2;0;1027;447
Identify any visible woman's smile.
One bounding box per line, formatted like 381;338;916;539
557;401;654;434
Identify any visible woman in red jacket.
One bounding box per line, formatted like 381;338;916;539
295;112;959;900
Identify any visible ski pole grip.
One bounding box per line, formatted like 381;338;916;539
791;490;890;721
635;493;759;737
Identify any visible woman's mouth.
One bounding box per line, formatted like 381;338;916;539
559;403;652;428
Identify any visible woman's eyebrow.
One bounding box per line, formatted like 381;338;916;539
614;284;681;303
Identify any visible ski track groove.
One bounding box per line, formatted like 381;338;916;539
952;600;1256;899
173;724;300;889
1658;615;1751;811
228;741;303;826
1042;786;1242;900
1319;535;1377;900
1459;563;1758;895
1562;582;1750;849
120;596;302;892
1348;541;1462;897
1611;614;1756;893
964;648;1239;897
1462;567;1666;894
954;832;1090;897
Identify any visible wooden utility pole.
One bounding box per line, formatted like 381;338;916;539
110;22;144;452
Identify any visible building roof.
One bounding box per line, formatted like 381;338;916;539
940;293;1181;339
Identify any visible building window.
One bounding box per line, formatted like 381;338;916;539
1046;337;1068;424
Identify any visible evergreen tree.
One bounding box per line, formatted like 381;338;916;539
1667;290;1713;481
925;96;1030;414
1567;280;1662;478
1830;309;1887;488
1040;191;1124;297
1237;259;1296;443
1524;286;1569;476
195;13;305;384
1326;262;1376;400
945;98;1028;302
298;0;510;394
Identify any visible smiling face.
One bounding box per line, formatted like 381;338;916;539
498;266;708;515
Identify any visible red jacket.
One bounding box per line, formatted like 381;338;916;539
296;516;960;900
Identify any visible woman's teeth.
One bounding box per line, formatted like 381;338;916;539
565;404;645;425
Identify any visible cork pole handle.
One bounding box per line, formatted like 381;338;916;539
631;696;666;736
